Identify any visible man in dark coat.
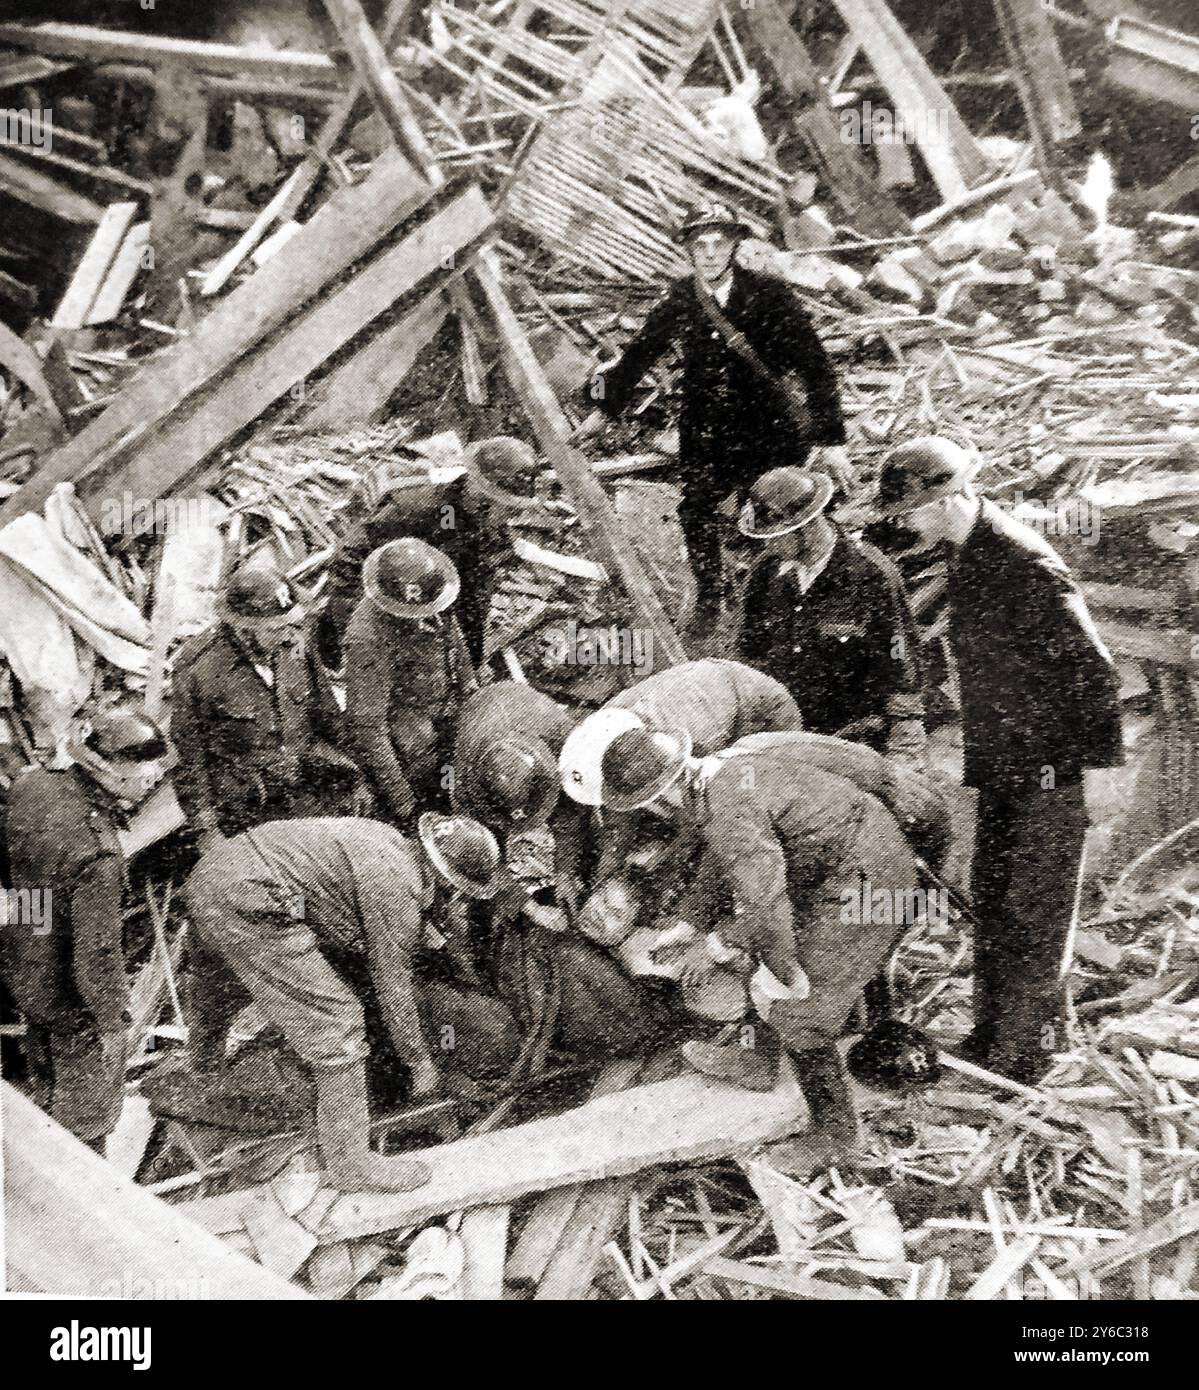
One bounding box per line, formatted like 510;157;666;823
577;202;847;624
737;467;926;764
318;438;539;667
345;538;477;826
876;436;1124;1082
172;562;366;853
2;706;169;1148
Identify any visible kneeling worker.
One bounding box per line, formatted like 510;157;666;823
185;814;505;1193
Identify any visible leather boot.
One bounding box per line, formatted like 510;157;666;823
317;1061;432;1193
681;1023;780;1092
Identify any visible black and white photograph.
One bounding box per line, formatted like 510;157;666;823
0;0;1195;1335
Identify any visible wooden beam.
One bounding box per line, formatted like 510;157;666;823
0;21;341;84
188;1066;805;1244
741;0;907;238
826;0;991;201
320;0;443;186
994;0;1080;191
1131;153;1199;213
51;200;138;330
276;0;419;228
3;148;431;521
295;283;453;428
79;187;494;517
0;320;63;424
2;1083;309;1298
473;247;687;667
85;221;151;326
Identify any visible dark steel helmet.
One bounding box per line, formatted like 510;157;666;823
467;436;539;507
738;468;834;539
216;564;303;630
363;537;460;618
85;705;169;763
599;725;693;812
875;436;980;517
847;1019;942;1091
475;735;560;827
677;200;752;244
418;812;502;899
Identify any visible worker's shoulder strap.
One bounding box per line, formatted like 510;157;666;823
694;282;810;424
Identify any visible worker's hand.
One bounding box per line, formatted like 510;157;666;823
809;445;856;493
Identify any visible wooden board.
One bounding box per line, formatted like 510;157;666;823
85;221;151;327
2;1083;308;1298
51;200;138;330
3;148;432;522
0;149;104;224
188;1066;805;1244
474;248;687;668
92;186;493;514
458;1206;511;1301
295;284;453;429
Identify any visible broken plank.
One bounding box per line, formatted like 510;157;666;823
827;0;991;200
459;1206;511;1301
3;1082;308;1299
993;0;1081;147
51;200;138;330
473;247;687;668
85;221;151;327
0;149;104;224
1074;1199;1199;1279
505;1058;644;1288
963;1235;1041;1300
200;166;306;297
3;148;432;521
0;320;63;423
742;0;906;237
296;284;452;429
704;1255;887;1300
189;1067;805;1244
89;187;494;513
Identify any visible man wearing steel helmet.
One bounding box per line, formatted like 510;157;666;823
345;538;477;825
875;436;1124;1083
2;704;170;1148
172;560;366;855
320;436;539;667
185;813;517;1192
577;202;847;628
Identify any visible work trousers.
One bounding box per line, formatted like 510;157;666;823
23;1018;127;1145
969;780;1088;1083
769;802;916;1054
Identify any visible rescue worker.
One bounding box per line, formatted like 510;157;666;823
576;202;849;626
319;437;539;667
559;658;806;895
875;437;1124;1083
1;705;170;1149
737;467;926;763
185;814;513;1193
172;562;366;851
345;538;477;827
450;681;589;915
595;726;943;1172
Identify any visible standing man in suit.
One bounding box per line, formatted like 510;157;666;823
576;202;849;629
875;437;1124;1083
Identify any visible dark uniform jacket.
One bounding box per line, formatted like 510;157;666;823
323;474;503;665
172;625;360;838
950;500;1124;793
739;533;925;756
345;598;477;823
590;266;845;502
1;768;126;1033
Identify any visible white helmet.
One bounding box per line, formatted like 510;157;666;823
558;708;643;806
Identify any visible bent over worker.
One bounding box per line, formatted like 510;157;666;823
185;814;507;1193
596;726;928;1174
